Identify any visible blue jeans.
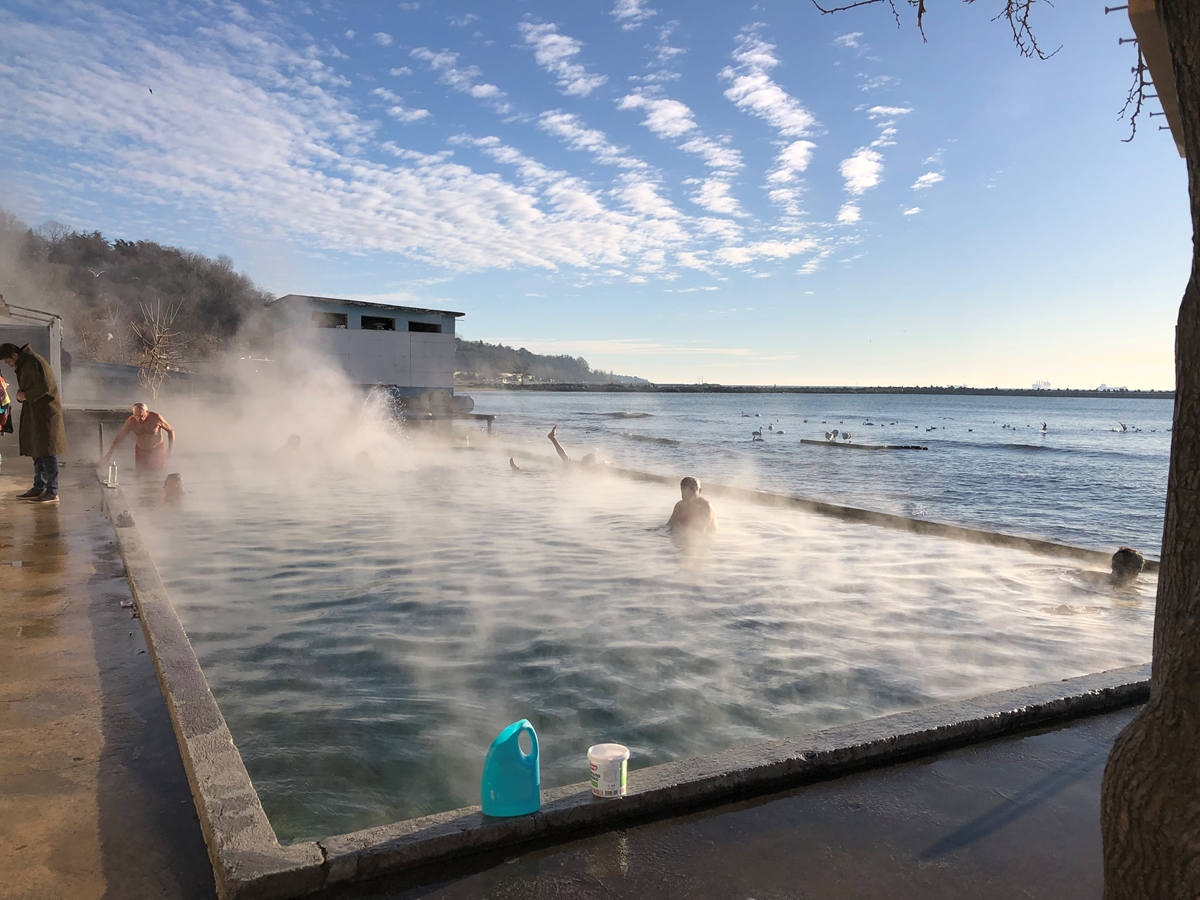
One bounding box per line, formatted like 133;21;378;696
32;455;59;496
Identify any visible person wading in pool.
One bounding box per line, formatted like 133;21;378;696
667;476;717;534
102;402;176;474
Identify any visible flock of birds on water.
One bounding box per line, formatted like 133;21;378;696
739;412;1166;443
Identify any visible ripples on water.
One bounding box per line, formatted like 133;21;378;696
132;415;1158;842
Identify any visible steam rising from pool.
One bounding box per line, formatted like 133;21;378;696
123;370;1154;842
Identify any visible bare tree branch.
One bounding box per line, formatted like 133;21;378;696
813;0;1060;57
1119;50;1151;143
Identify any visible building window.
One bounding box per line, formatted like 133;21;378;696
361;316;396;331
313;312;348;328
408;321;442;333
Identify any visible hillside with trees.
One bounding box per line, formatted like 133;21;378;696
0;208;273;365
0;208;645;385
454;338;646;385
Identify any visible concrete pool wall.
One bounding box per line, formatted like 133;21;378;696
100;471;1152;900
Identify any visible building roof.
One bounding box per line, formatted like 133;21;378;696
269;294;465;317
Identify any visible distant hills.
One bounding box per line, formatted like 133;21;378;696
0;208;273;362
454;338;647;385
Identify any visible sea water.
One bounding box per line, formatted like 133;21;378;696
130;392;1167;842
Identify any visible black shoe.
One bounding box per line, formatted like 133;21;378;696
18;488;43;500
31;493;59;504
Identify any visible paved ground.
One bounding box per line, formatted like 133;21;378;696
328;708;1135;900
0;458;215;900
0;453;1135;899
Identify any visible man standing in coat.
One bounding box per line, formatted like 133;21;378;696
0;343;68;503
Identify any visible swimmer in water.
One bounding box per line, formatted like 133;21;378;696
1076;547;1146;589
547;425;603;467
163;472;186;501
509;457;522;472
667;476;716;534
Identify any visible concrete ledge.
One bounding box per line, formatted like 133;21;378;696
99;478;325;900
314;664;1148;894
100;468;1151;899
506;448;1160;572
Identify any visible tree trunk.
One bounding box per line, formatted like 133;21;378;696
1101;1;1200;896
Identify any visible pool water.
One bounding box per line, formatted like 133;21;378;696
129;445;1154;843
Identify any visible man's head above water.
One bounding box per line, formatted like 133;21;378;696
1111;547;1145;587
680;476;700;498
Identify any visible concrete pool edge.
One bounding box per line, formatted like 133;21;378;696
313;664;1150;892
100;471;1151;900
99;478;326;900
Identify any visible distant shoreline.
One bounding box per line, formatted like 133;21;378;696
464;383;1174;400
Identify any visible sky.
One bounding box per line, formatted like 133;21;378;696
0;0;1189;388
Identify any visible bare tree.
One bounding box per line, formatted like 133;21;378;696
811;1;1200;896
132;300;184;402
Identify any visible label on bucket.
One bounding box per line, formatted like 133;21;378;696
588;743;630;798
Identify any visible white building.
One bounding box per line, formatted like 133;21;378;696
270;294;463;398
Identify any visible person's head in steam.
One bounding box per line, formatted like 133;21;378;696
132;402;150;421
1110;547;1145;587
163;472;186;499
0;344;19;368
668;476;716;534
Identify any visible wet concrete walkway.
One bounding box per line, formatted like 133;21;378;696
0;459;214;900
330;707;1134;900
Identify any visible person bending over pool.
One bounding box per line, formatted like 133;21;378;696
668;476;716;534
103;402;175;474
547;425;605;467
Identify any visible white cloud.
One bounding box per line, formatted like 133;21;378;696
390;66;413;76
373;32;393;46
344;29;355;39
0;4;712;275
619;91;741;172
923;149;945;165
398;2;419;9
903;207;921;215
833;32;862;49
518;22;607;96
766;139;815;184
612;0;657;30
840;148;884;195
713;238;816;265
721;31;816;138
859;74;894;91
867;106;912;118
912;172;944;190
411;47;508;108
370;87;431;123
449;14;479;27
618;92;696;137
837;203;861;224
537;111;647;170
690;179;745;217
677;136;742;171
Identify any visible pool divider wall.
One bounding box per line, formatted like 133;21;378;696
101;468;1152;900
505;447;1160;572
98;478;327;900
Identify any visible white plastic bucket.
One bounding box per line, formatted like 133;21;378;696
588;743;630;798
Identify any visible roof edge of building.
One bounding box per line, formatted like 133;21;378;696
269;294;465;317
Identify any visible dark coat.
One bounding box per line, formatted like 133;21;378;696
15;345;67;458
